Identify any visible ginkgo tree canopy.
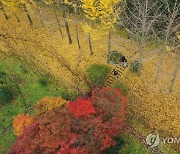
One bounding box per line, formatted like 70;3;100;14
82;0;122;28
80;0;123;40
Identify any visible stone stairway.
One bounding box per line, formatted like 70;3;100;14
104;64;128;88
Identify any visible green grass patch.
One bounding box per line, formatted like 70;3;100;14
112;81;128;96
0;55;77;153
87;64;111;87
103;132;151;154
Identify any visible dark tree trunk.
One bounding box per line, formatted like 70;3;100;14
107;32;111;63
1;7;8;20
53;7;63;38
15;13;20;23
75;7;81;62
88;34;93;55
23;4;33;25
62;4;72;44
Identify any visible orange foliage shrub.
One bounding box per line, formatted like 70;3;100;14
36;96;67;112
13;114;34;136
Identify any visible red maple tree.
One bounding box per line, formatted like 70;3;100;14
9;87;127;154
67;98;96;118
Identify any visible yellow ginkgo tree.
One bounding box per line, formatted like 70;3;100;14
82;0;122;62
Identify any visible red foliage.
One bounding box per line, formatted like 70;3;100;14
91;87;127;128
57;147;87;154
10;88;127;154
10;108;72;154
67;98;96;118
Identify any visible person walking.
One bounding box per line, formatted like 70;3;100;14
113;69;118;80
120;56;128;67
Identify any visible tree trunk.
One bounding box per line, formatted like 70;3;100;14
138;37;145;76
154;44;166;83
169;64;179;93
15;13;20;23
23;4;33;25
53;7;63;38
1;7;8;20
154;18;172;83
36;2;44;27
62;4;72;44
88;34;93;55
107;32;111;63
75;7;81;62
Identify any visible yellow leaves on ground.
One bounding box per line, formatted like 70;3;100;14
120;49;180;136
36;97;67;112
13;114;34;136
1;2;179;137
120;69;180;136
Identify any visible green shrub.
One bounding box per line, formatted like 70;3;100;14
130;60;140;73
109;51;122;64
61;89;77;101
0;86;18;105
38;76;50;86
19;65;28;73
0;71;6;78
103;136;124;154
64;3;74;14
104;133;151;154
112;81;128;96
87;64;111;87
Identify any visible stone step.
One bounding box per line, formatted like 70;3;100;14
108;75;114;79
103;65;127;88
104;82;112;88
105;79;113;85
116;66;126;72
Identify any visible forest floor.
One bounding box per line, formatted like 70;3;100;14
0;2;179;154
